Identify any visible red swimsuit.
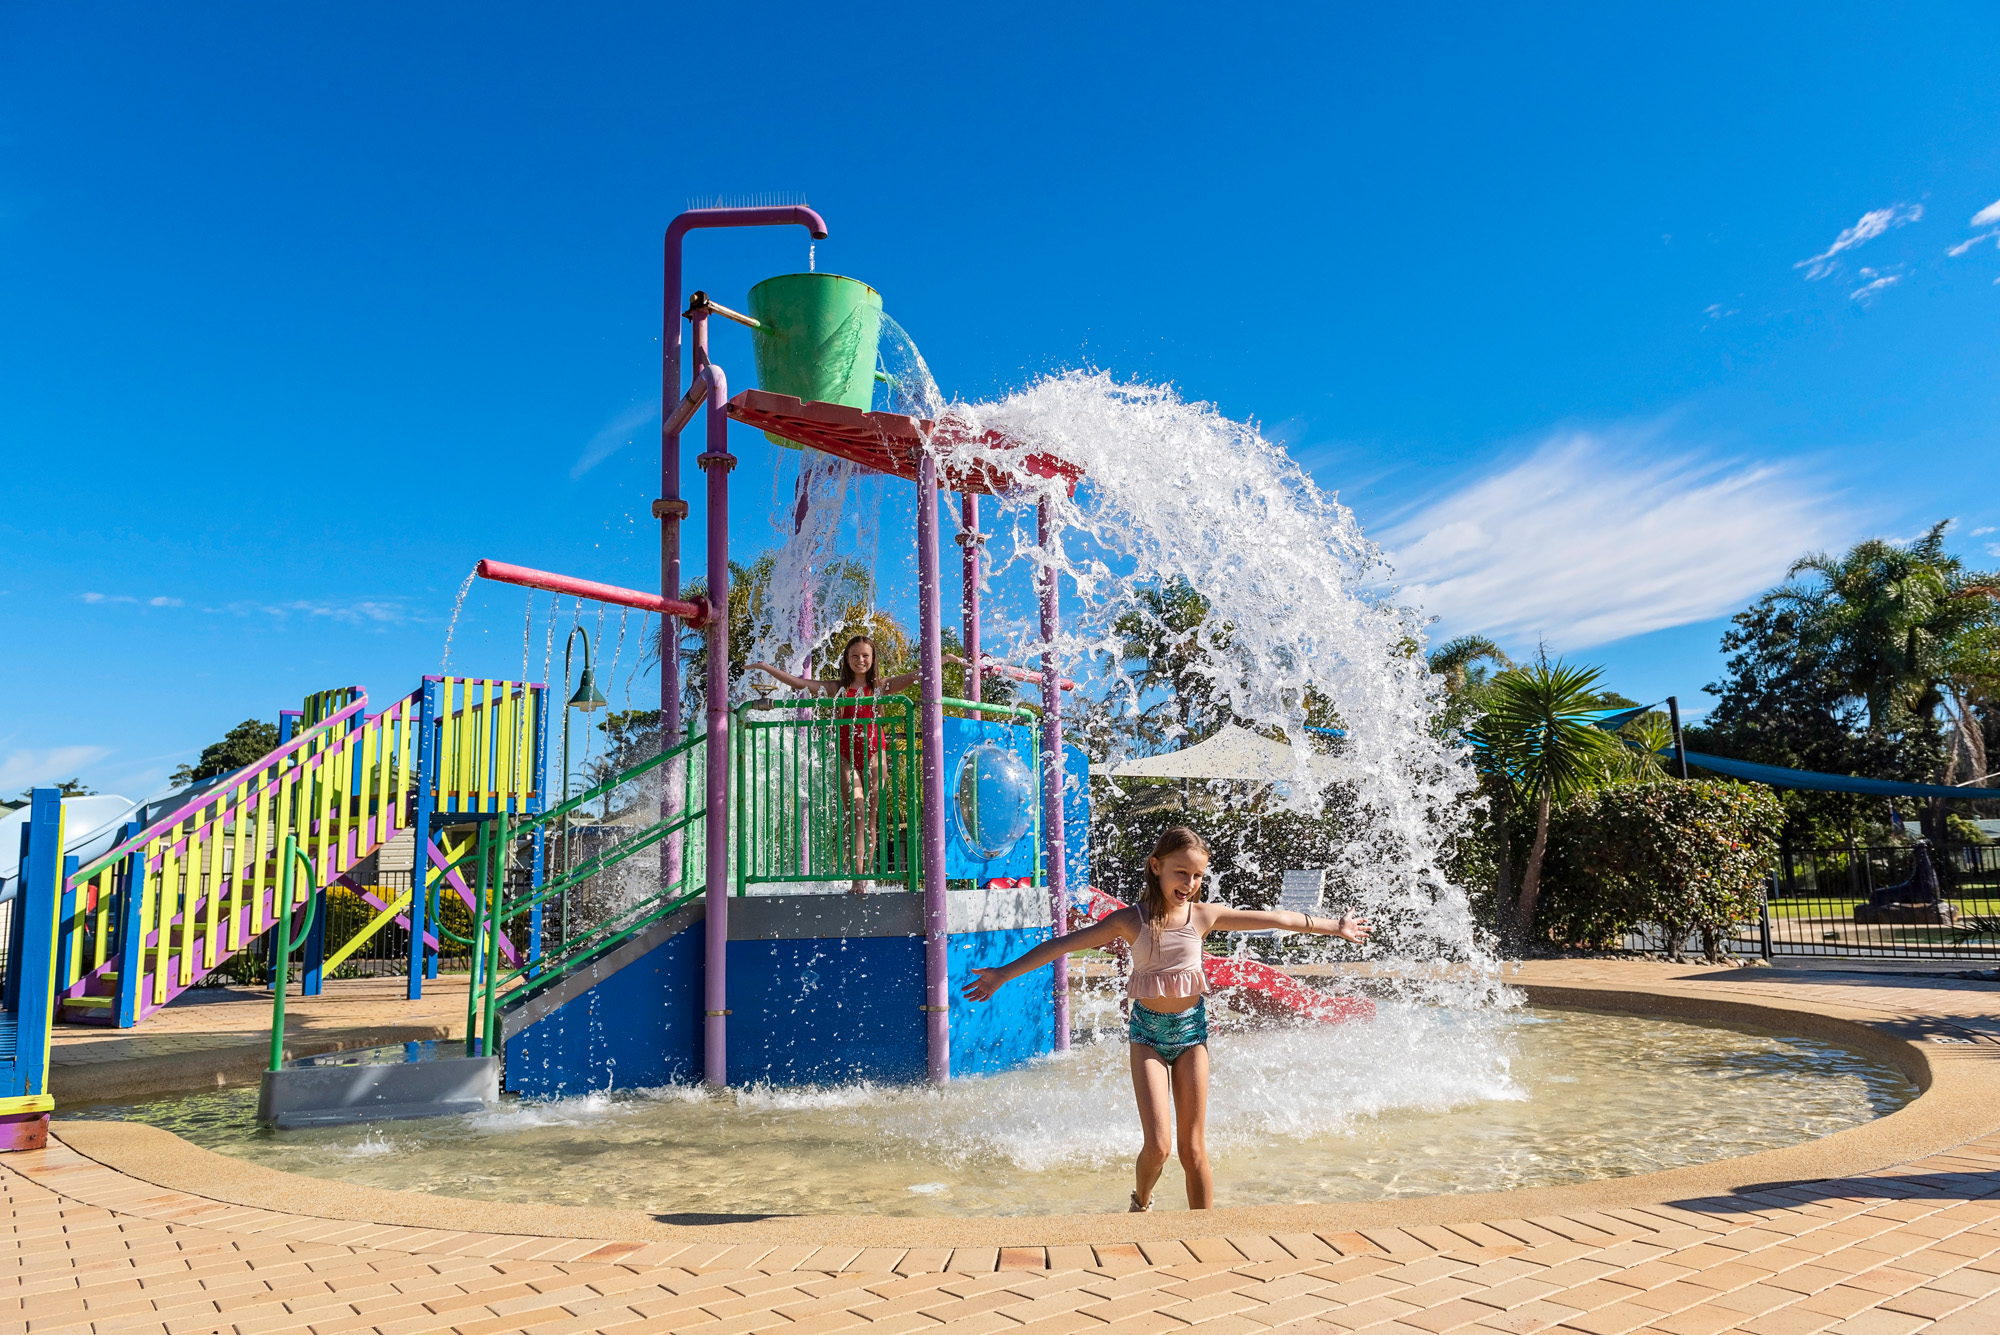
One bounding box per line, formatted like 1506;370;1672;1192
835;685;886;772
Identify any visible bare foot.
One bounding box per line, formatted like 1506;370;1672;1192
849;880;869;895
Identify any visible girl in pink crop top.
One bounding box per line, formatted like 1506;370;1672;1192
962;826;1372;1214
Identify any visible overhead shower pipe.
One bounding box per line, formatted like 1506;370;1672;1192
660;207;828;998
660;206;827;747
475;560;708;624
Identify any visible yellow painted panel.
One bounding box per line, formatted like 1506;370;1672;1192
202;803;222;971
320;886;413;975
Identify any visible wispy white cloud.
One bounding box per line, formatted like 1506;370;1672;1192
1973;198;2000;227
1946;229;1997;257
1973;526;1996;537
1795;203;1923;280
0;745;113;794
82;588;414;626
1378;430;1854;651
571;400;658;479
1849;267;1903;305
216;599;419;627
81;592;184;607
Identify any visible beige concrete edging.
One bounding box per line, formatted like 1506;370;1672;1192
51;1024;454;1106
49;977;2000;1249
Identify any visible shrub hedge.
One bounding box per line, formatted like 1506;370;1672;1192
1539;780;1784;960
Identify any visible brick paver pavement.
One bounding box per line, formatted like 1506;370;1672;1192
13;962;2000;1334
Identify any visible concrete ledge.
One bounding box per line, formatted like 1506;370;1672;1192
52;1024;455;1106
50;976;2000;1247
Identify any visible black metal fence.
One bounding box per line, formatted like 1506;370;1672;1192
1622;841;2000;960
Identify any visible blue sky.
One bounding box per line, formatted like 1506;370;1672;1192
4;2;1999;799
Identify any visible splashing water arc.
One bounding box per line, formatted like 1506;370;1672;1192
749;359;1492;1000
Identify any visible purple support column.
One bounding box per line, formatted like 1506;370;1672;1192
694;360;734;1087
916;451;951;1082
960;494;982;705
661;208;827;888
1037;500;1071;1052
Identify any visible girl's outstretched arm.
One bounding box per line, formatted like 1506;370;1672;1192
962;911;1130;1001
1203;904;1372;944
877;670;921;694
745;662;825;694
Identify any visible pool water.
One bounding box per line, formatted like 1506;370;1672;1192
74;1005;1915;1217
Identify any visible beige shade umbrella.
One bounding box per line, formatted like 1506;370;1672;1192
1093;724;1343;785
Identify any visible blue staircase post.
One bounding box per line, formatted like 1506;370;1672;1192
2;789;64;1149
408;678;441;998
112;821;146;1028
300;887;328;996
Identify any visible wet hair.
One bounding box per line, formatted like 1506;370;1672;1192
1140;826;1212;926
835;635;880;696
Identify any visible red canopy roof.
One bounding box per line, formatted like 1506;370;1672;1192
725;390;1082;497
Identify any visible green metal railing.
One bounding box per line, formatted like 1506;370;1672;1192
735;696;919;894
459;726;708;1056
265;837;320;1072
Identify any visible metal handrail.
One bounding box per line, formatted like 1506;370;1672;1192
75;693;370;884
463;728;708;1055
939;696;1039;724
265;838;319;1073
735;695;920;894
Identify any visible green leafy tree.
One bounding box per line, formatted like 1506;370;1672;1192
1113;578;1233;749
169;719;280;788
1691;597;1903;844
1541;781;1784;961
11;778;95;803
1774;522;1994;739
1473;660;1621;945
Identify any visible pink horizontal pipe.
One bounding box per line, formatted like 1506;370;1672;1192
957;655;1077;691
476;560;708;622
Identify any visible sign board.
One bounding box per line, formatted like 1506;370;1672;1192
1278;868;1326;914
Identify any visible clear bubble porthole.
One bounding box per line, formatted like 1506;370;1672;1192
952;742;1034;862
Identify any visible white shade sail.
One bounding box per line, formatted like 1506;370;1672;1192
1094;724;1342;784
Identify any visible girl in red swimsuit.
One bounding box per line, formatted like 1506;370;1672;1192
747;636;918;894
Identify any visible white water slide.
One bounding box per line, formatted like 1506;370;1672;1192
0;772;245;904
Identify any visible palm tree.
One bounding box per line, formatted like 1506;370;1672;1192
1114;578;1230;748
1775;521;2000;838
1428;635;1513;696
1774;522;1995;738
1428;635;1513;738
1474;660;1621;944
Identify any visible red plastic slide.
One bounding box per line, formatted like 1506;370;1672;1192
1074;886;1374;1024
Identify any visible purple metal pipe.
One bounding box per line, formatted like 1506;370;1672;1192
916;454;951;1082
693;357;734;1087
960;494;981;704
1037;500;1071;1052
661;206;827;752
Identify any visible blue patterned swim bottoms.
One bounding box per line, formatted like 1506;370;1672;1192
1128;998;1209;1064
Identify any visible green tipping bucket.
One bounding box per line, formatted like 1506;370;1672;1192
748;273;884;448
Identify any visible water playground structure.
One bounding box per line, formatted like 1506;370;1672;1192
1;205;1374;1149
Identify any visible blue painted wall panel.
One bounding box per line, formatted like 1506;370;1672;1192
506;920;1059;1095
504;926;702;1098
1063;743;1092;893
948;926;1056;1076
941;717;1039;881
724;936;927;1085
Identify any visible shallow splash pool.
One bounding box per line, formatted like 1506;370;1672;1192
75;1005;1915;1218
